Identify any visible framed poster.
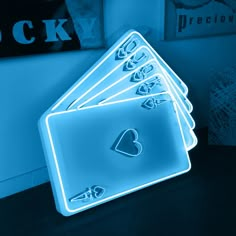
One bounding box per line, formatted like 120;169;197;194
164;0;236;40
0;0;104;57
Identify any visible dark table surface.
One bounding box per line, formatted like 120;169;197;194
1;128;236;236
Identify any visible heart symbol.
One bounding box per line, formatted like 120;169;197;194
114;129;142;157
142;97;156;110
124;60;136;71
131;71;144;82
136;83;149;95
116;47;127;59
91;185;105;199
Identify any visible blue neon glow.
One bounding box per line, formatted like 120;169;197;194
40;93;192;216
39;30;197;217
49;30;189;113
114;128;143;157
74;47;195;129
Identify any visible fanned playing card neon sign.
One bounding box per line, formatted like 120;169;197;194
39;30;197;216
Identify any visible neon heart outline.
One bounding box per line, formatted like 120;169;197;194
142;97;156;109
92;185;105;199
131;70;145;82
136;83;149;95
115;129;143;157
116;47;127;59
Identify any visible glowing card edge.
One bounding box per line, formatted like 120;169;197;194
43;93;192;216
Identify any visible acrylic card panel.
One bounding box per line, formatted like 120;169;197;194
76;58;195;130
49;30;190;114
72;58;192;112
39;93;191;216
65;35;192;112
69;47;192;114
